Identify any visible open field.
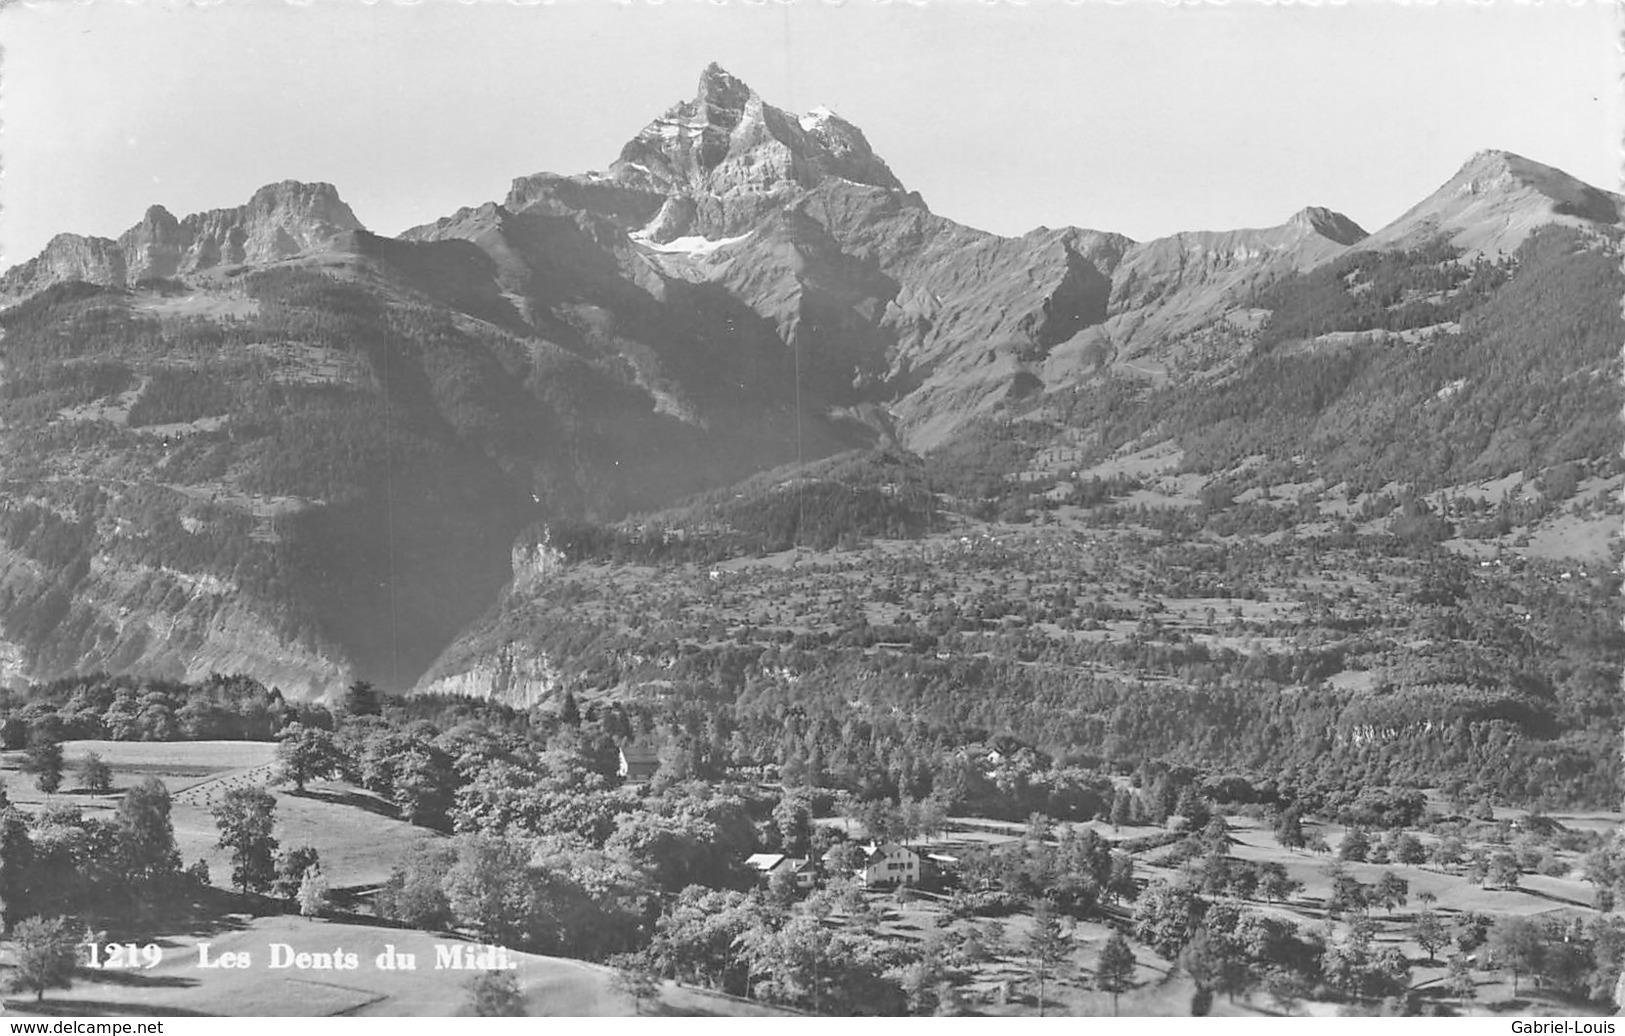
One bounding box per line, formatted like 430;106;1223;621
810;802;1624;1017
60;739;275;780
5;741;440;890
0;739;275;815
0;913;785;1017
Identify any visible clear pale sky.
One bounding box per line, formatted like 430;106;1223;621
1;0;1618;269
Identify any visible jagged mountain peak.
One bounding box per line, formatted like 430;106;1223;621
607;65;906;230
695;62;753;112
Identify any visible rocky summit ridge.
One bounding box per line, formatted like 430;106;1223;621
3;70;1617;454
0;66;1620;699
608;63;909;243
1;180;363;302
5;70;1618;455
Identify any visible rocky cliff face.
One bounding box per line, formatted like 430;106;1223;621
0;181;363;303
0;540;346;700
413;641;564;707
154;180;363;275
117;206;185;281
1;233;128;301
511;535;569;591
413;536;570;704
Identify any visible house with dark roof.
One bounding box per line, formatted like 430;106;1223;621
617;741;662;782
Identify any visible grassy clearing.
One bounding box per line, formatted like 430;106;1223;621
0;740;276;812
165;778;443;891
1524;513;1617;562
131;292;260;321
62;740;276;773
0;913;781;1017
6;741;437;890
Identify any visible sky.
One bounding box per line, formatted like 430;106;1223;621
1;0;1619;269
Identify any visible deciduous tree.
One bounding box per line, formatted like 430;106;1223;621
113;776;181;917
1412;910;1449;963
1488;851;1523;890
1373;871;1409;914
273;845;322;900
297;867;330;918
24;741;63;794
274;723;337;793
77;752;112;794
10;916;78;1002
1257;862;1302;904
466;970;526;1016
1489;916;1544;996
1339;827;1371;862
213;787;278;896
1095;930;1137;1016
1133;879;1207;959
1025;900;1072;1017
1273;809;1306;852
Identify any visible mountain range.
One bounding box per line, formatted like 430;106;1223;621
0;63;1618;700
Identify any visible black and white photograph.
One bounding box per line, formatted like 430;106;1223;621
0;0;1620;1020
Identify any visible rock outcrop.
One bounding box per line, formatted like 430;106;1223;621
0;181;363;302
414;643;564;707
1;233;128;300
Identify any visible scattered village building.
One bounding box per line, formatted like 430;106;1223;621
924;851;960;881
822;842;931;888
744;852;818;889
617;741;661;782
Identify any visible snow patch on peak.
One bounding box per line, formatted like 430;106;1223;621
629;228;753;256
800;105;838;131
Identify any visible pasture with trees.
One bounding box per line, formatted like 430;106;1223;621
0;639;1617;1018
